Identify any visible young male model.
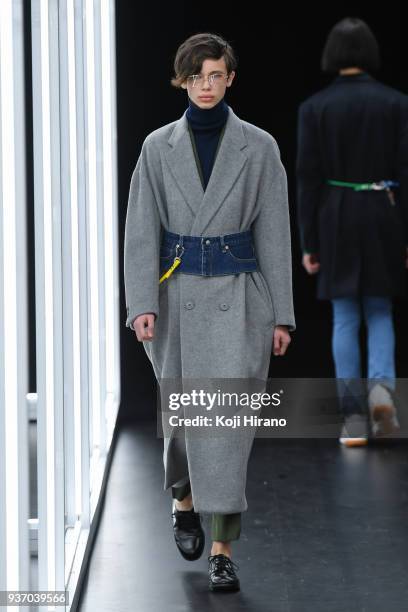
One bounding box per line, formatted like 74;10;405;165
124;32;296;592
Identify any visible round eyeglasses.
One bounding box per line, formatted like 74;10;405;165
186;73;229;88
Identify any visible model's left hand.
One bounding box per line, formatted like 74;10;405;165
273;325;291;356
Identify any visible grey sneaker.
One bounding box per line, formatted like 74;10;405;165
339;413;369;447
368;383;400;437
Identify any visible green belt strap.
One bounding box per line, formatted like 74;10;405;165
326;179;376;191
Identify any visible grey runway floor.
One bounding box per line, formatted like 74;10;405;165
78;419;408;612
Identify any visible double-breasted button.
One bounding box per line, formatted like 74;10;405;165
205;239;211;245
184;301;195;309
219;302;230;311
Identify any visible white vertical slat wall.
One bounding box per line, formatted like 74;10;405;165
0;1;120;610
31;0;66;605
0;1;30;611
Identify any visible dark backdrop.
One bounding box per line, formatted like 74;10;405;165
116;3;408;419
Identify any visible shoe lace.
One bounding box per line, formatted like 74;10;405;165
172;508;202;532
208;553;239;573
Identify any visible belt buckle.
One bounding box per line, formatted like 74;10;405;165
371;181;385;190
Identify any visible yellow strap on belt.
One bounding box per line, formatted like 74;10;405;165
159;256;182;284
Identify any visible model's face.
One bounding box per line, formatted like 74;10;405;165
181;57;235;109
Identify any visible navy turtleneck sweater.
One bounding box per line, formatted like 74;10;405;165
186;97;229;189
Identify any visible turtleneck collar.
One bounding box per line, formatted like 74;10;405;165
186;96;229;131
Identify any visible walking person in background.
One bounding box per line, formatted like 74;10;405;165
296;17;408;446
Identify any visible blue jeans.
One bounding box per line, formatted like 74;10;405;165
331;296;396;414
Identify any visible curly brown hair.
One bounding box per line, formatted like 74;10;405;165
170;32;238;88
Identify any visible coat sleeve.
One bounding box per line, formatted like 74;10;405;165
252;137;296;332
296;100;324;254
124;137;161;330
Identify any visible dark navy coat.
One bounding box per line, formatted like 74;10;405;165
296;71;408;300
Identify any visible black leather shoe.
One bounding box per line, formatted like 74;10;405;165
172;499;205;561
208;553;240;591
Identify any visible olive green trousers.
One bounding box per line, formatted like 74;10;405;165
172;480;241;541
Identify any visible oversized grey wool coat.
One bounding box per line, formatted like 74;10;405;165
124;104;296;514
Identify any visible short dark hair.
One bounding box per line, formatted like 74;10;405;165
170;32;237;88
321;17;381;74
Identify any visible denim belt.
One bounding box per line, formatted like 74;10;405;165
159;228;259;283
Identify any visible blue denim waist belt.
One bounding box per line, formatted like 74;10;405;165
159;228;259;280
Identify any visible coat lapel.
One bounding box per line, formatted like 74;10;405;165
164;112;204;218
164;105;249;235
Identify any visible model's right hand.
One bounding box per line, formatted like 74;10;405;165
133;313;155;342
302;253;320;275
